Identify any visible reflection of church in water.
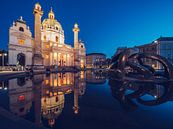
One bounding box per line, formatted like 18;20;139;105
6;72;86;127
8;77;33;116
41;72;86;127
8;3;86;68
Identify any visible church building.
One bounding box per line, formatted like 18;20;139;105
8;3;86;69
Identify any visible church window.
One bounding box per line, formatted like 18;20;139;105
56;26;58;30
18;39;25;45
46;45;49;48
56;96;59;102
46;54;49;59
56;36;59;43
44;35;47;41
19;27;24;32
45;79;49;84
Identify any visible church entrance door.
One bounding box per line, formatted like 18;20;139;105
17;53;26;66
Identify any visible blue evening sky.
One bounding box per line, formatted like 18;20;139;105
0;0;173;57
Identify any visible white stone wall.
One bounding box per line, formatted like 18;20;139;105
8;18;33;66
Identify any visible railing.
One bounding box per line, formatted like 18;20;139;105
0;66;25;72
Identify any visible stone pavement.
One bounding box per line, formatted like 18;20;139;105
0;107;48;129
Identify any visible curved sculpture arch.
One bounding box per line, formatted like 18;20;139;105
110;49;173;81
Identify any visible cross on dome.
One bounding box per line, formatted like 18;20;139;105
48;7;55;19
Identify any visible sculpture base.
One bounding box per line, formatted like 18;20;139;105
32;54;44;66
32;54;45;74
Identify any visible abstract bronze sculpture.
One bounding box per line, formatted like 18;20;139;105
109;49;173;82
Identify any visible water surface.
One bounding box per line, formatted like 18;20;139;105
0;71;173;129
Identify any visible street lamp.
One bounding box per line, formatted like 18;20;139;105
0;53;7;66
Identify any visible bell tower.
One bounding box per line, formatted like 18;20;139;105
73;23;80;49
73;23;80;68
33;3;44;66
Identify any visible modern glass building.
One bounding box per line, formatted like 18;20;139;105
137;37;173;69
156;37;173;66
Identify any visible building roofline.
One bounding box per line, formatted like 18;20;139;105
156;37;173;41
86;53;106;56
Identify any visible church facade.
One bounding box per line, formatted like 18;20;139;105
8;3;86;69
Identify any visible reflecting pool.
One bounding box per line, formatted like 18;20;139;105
0;71;173;129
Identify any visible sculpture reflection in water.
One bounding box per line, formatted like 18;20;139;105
109;48;173;110
109;78;173;111
6;72;86;128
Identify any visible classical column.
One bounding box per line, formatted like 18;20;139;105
73;23;80;49
57;53;59;66
65;54;67;66
73;23;80;68
33;3;44;66
33;74;44;127
73;73;79;114
52;52;54;65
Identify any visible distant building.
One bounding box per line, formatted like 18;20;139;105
136;37;173;69
155;37;173;67
136;42;158;69
86;53;106;69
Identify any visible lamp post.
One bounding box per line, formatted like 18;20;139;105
0;53;7;66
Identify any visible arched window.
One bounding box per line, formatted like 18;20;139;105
56;96;58;102
56;26;58;30
17;77;26;86
56;36;59;43
19;27;24;32
17;53;25;66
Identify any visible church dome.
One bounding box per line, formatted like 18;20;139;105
42;8;63;31
41;94;64;120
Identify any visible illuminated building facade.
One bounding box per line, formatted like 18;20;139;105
86;53;106;69
8;3;86;68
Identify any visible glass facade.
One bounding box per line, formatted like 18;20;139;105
159;41;173;65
